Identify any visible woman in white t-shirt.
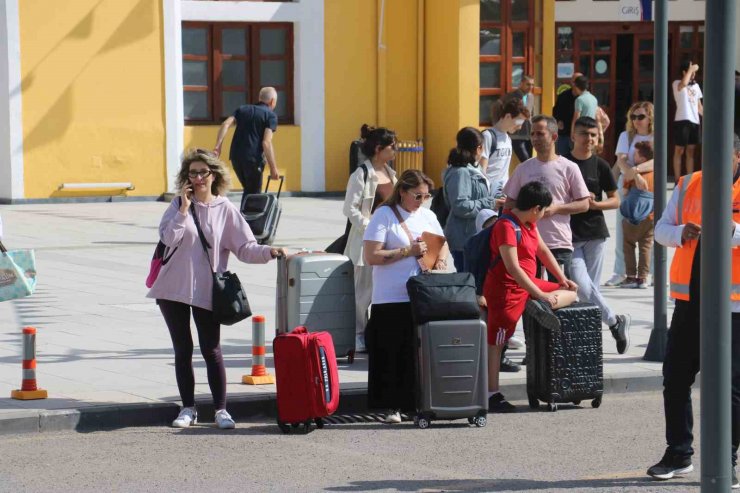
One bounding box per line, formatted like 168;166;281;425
363;169;449;424
480;98;527;206
604;101;654;287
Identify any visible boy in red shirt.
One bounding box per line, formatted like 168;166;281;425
484;181;578;412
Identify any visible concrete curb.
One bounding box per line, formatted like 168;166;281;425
0;374;662;435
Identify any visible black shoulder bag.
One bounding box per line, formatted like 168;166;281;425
190;203;252;325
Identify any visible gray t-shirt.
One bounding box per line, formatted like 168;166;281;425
482;127;512;197
575;91;598;119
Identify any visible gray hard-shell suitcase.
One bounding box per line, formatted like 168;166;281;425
523;301;604;412
413;319;488;429
241;176;283;246
275;253;356;363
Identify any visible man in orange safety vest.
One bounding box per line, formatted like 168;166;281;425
647;133;740;486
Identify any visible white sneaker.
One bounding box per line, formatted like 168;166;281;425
508;336;525;349
604;274;626;287
215;409;236;429
172;407;197;428
355;335;367;353
384;410;402;424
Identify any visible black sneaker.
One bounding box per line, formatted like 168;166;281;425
609;314;632;354
733;468;739;489
647;452;693;480
500;356;521;373
524;300;561;332
488;393;516;413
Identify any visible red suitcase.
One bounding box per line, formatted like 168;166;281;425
274;326;340;433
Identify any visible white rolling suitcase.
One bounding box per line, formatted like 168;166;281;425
276;253;356;363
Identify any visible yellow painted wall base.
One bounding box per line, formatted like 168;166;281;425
183;126;302;193
242;374;275;385
11;389;48;400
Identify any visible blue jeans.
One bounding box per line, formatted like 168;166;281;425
571;239;617;326
613;174;626;277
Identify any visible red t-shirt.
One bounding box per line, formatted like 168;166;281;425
484;211;540;295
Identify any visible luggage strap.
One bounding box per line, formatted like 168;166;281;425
390;206;429;273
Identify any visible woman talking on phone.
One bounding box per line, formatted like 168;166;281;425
147;149;286;429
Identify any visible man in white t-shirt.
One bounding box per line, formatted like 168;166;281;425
672;61;703;180
480;98;527;207
503;115;590;280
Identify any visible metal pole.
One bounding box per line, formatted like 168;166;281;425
643;0;668;362
701;0;736;489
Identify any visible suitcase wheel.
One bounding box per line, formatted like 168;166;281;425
473;416;487;428
302;420;312;434
414;416;431;429
314;418;324;429
527;394;540;410
572;400;581;406
591;396;602;409
547;402;558;412
347;350;355;364
277;421;291;434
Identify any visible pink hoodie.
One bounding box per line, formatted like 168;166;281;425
146;196;273;311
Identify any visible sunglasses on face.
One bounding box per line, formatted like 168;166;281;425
411;192;432;201
630;114;647;121
188;170;212;179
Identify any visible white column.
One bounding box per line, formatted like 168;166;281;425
163;0;184;193
0;0;24;201
296;0;325;192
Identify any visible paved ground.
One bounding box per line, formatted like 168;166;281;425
0;391;700;492
0;196;671;430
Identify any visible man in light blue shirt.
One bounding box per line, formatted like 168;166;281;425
570;76;599;139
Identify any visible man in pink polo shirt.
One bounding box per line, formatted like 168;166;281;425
503;115;590;280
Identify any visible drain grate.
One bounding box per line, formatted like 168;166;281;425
322;413;412;424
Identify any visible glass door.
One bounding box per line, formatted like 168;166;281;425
574;33;617;161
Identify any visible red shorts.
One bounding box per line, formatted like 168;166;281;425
485;277;560;345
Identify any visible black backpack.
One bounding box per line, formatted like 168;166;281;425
463;213;521;296
432;129;498;229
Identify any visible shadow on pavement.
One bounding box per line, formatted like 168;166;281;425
324;477;698;491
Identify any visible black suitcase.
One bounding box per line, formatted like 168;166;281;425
523;301;603;412
241;176;283;246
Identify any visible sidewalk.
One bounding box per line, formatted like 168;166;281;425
0;197;669;433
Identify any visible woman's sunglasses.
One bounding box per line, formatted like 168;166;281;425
411;192;432;201
188;170;212;179
630;114;647;121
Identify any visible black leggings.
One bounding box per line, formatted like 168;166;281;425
158;299;226;410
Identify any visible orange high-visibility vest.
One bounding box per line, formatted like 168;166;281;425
669;171;740;301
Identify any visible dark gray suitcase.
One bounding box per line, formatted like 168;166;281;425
523;301;603;412
414;319;488;429
275;253;356;363
241;176;283;245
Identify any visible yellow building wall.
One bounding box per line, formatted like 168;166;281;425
324;0;378;192
381;1;420;141
183;125;301;192
424;0;480;185
19;0;167;199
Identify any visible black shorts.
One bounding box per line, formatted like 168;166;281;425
673;120;701;146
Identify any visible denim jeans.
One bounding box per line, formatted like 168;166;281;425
571;239;617;326
545;248;572;281
612;174;626;277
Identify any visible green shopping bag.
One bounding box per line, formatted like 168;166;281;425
0;241;36;302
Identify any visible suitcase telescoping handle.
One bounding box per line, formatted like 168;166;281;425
265;175;285;199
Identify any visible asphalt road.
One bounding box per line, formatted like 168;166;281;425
0;391;705;492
